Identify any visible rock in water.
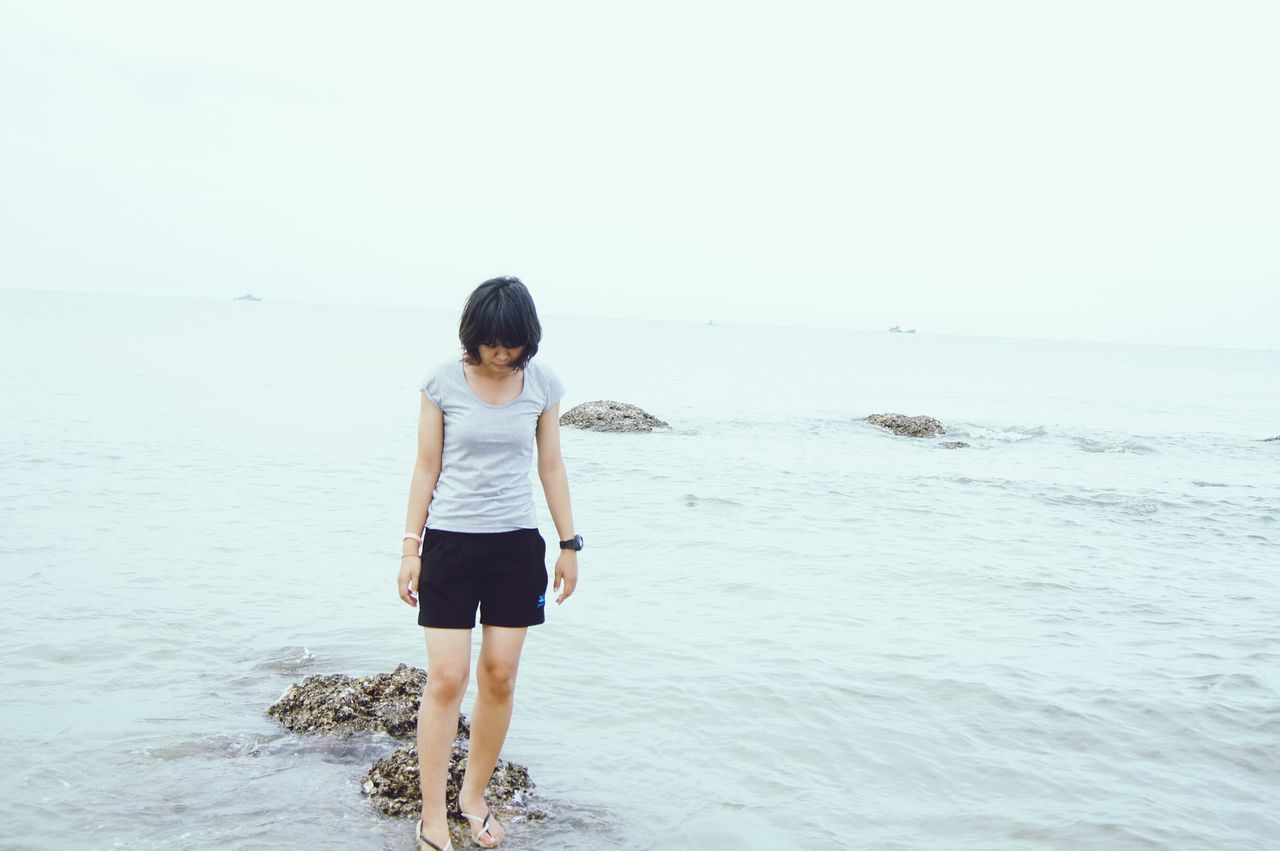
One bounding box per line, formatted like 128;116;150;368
939;441;969;449
267;664;541;831
1264;435;1280;442
560;400;670;432
362;742;542;829
865;413;947;438
267;663;429;738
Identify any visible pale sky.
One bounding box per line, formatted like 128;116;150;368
2;1;1277;348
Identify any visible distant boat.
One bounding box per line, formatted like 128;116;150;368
888;325;917;334
234;293;262;301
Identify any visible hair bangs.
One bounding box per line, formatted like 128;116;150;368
480;295;532;348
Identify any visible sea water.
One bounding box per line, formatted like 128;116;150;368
1;290;1277;849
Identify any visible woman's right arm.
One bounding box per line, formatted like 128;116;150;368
398;394;444;606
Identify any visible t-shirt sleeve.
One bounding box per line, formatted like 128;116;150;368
541;363;565;412
420;363;445;409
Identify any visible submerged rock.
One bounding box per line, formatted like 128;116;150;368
560;400;670;432
865;413;946;438
267;664;542;831
1265;435;1279;442
267;663;429;738
939;441;969;449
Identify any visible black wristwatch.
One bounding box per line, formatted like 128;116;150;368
559;534;584;551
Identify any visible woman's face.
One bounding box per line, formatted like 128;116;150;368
477;342;525;371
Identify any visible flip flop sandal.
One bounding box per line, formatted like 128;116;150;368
459;807;502;847
416;818;454;851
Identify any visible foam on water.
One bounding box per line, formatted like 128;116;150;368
1;290;1277;849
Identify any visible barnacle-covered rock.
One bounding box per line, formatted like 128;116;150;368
560;400;670;432
268;664;543;832
267;663;429;737
361;742;543;828
865;413;946;438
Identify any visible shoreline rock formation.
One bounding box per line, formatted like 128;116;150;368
865;413;947;438
267;663;427;738
362;740;538;821
267;663;542;843
560;400;669;432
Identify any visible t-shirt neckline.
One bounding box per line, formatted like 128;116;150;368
458;359;528;408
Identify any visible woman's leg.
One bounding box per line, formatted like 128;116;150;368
458;624;528;846
417;627;473;848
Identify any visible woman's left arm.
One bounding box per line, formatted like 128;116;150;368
536;402;577;604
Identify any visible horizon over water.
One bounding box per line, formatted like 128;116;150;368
5;286;1277;353
1;289;1277;849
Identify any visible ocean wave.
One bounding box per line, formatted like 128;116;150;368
136;733;283;761
137;730;396;762
1031;486;1185;517
1072;436;1158;454
960;424;1048;442
252;646;317;674
682;493;744;509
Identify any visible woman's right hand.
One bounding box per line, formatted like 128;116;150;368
398;555;421;606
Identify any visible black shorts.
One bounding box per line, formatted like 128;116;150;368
417;527;549;629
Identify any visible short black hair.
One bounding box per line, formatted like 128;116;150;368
458;276;542;370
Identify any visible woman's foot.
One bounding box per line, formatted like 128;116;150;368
458;801;504;848
416;818;453;851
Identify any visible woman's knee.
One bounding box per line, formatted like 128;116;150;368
425;665;469;703
478;658;519;700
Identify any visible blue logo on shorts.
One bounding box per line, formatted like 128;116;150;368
536;594;545;608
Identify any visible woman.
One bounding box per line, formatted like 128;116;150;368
397;276;581;851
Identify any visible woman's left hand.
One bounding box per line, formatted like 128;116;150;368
553;550;578;604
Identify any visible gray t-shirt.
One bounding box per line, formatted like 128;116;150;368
420;358;565;532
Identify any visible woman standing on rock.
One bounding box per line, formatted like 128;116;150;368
397;276;581;851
